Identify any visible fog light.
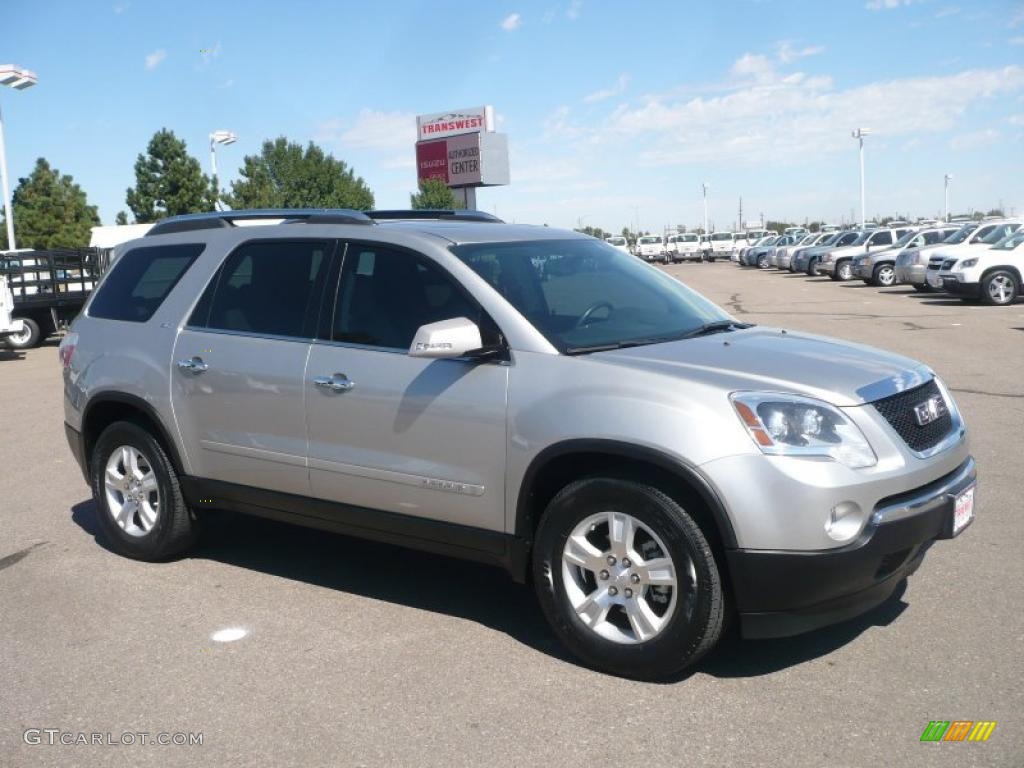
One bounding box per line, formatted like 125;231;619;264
825;501;864;542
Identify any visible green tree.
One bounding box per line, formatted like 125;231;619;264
986;208;1005;217
574;225;609;240
115;211;129;225
126;129;214;222
410;178;463;210
227;137;374;210
0;157;99;249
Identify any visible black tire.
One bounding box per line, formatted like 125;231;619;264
806;257;819;276
979;270;1019;306
90;421;198;561
756;254;769;269
871;263;896;287
831;261;852;281
912;283;932;293
708;257;716;263
6;316;41;349
532;478;725;680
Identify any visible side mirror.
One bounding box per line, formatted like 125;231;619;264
408;317;483;359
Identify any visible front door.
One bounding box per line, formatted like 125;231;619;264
170;238;334;496
305;242;509;531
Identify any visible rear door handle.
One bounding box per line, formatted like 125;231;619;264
313;373;355;392
176;356;208;374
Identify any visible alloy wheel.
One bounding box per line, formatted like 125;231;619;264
987;274;1015;304
104;445;160;537
561;511;694;644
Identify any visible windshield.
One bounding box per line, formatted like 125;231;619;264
943;225;975;245
992;230;1024;251
981;223;1020;244
606;237;626;246
680;234;698;242
893;231;919;248
452;239;730;353
638;236;661;244
710;233;733;241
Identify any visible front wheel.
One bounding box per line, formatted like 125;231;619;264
806;257;819;276
90;421;199;561
980;270;1019;306
532;478;725;680
832;261;853;281
871;263;896;287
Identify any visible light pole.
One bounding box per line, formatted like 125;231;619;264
0;64;38;251
851;128;870;228
209;130;237;211
943;173;953;222
701;182;709;235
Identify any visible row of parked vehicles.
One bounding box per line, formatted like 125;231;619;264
730;218;1024;306
606;228;780;264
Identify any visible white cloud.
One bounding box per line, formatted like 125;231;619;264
776;42;825;64
217;78;234;90
865;0;920;9
501;13;521;31
934;6;960;18
547;62;1024;167
1011;36;1024;46
567;0;583;20
113;2;129;13
1008;114;1024;126
584;74;629;103
316;109;417;153
949;128;1001;150
144;49;166;70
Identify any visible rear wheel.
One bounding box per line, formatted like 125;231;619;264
806;257;819;275
90;421;198;561
756;254;769;269
5;317;41;349
533;478;725;680
871;263;896;287
980;270;1019;306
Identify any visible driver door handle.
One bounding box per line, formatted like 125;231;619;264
313;373;355;393
176;356;208;374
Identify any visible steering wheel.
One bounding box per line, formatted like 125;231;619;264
575;301;614;328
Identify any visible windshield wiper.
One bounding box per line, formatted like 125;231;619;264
679;320;751;338
565;322;752;354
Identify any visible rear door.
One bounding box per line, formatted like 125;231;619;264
170;238;334;496
304;242;509;531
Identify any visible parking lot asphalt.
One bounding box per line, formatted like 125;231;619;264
1;262;1021;768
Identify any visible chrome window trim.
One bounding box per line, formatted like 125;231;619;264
181;325;314;345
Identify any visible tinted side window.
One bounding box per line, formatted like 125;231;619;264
190;240;330;338
870;231;893;245
333;246;484;350
89;244;204;322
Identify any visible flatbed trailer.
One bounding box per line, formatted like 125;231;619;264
1;248;108;349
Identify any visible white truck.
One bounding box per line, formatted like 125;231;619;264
0;275;26;345
635;235;666;262
707;232;736;262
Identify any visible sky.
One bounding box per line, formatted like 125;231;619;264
2;0;1023;235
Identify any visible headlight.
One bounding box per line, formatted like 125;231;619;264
730;392;877;469
959;258;978;269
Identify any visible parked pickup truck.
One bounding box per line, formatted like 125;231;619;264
0;275;26;344
0;248;107;349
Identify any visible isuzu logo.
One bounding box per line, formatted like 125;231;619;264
913;395;948;426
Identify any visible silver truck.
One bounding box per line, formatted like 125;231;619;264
60;208;976;680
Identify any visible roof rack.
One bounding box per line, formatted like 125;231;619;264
367;209;504;223
145;209;374;237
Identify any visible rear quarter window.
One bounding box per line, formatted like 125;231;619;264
88;244;205;322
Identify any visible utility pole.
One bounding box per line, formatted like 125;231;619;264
702;182;709;235
851;128;870;228
943;174;952;222
738;196;743;232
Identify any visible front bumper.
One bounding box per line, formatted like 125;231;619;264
728;457;976;639
851;260;871;278
942;278;980;297
894;263;926;285
817;260;838;274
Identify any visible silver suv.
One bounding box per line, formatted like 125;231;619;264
61;208;976;680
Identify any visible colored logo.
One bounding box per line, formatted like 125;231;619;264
920;721;996;742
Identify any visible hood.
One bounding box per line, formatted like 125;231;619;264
931;242;995;261
593;327;931;407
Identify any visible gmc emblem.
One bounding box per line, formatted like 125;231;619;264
913;395;948;426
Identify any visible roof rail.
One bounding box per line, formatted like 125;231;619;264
367;209;504;223
145;209;374;237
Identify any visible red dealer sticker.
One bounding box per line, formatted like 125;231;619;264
416;140;449;183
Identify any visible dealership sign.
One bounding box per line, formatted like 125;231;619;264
416;105;495;141
416;132;509;188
